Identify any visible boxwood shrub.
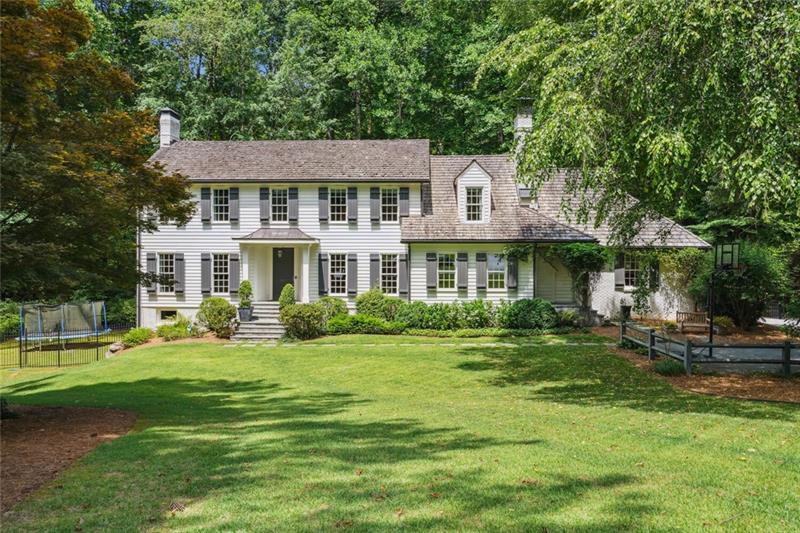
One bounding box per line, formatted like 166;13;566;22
327;314;404;335
196;297;237;338
497;298;558;329
403;327;572;338
280;303;326;340
355;289;404;320
122;327;153;347
316;296;348;322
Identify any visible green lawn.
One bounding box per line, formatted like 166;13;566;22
2;337;798;531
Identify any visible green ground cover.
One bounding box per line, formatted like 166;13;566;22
1;338;798;531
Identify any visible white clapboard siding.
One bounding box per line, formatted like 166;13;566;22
139;183;421;326
408;244;534;303
534;251;575;304
456;162;492;223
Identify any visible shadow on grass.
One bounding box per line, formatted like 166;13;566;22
1;375;649;531
455;345;799;421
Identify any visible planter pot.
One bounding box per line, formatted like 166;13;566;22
238;307;253;322
620;305;632;321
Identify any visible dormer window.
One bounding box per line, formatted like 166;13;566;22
466;187;483;221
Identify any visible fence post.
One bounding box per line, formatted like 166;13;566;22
684;339;693;376
783;341;792;378
648;329;655;360
96;329;100;361
18;333;23;368
619;320;625;343
57;328;61;368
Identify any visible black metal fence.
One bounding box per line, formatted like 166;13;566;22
0;324;133;369
619;321;799;376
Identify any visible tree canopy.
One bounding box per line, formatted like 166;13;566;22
1;0;193;300
484;0;800;245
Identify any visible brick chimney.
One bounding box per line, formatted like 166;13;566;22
159;108;181;147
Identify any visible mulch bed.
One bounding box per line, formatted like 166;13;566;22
0;406;137;513
593;327;800;404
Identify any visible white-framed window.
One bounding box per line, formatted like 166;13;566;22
438;253;456;289
158;253;175;293
213;189;229;222
212;253;229;293
330;188;347;222
466;187;483;221
624;253;640;287
329;253;347;295
381;254;398;295
488;254;506;289
160;309;177;321
271;189;288;221
381;188;399;222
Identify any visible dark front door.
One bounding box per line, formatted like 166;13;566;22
272;248;295;300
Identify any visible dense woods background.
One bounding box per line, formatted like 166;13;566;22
1;0;798;324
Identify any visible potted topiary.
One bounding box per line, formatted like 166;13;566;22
238;280;253;322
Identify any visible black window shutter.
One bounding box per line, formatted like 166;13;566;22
399;187;410;217
426;252;437;290
260;187;270;224
229;187;239;222
614;253;625;291
347;187;358;222
200;188;211;222
318;187;329;222
318;253;329;296
370;187;380;222
370;253;380;289
476;253;487;290
457;252;468;290
398;253;409;298
146;252;157;293
201;253;211;294
507;256;518;290
288;187;299;222
174;253;185;294
347;254;358;295
229;254;240;294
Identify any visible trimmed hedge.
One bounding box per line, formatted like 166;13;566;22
280;303;326;340
403;327;574;338
496;298;557;329
327;314;404;335
317;296;348;322
355;289;404;320
196;297;237;338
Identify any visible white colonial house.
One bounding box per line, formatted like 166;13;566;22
138;108;708;335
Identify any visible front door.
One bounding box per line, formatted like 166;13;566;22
272;248;295;300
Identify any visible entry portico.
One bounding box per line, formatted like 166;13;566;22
234;228;317;303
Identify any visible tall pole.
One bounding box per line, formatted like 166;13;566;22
708;271;715;359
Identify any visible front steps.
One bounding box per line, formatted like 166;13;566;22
231;301;285;341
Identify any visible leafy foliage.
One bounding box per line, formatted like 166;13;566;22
545;244;610;311
196;297;237;338
155;314;192;341
653;359;685;376
278;284;295;310
280;303;326;340
0;0;193;301
105;298;136;324
121;327;153;347
403;327;573;338
0;302;20;337
238;280;253;308
316;296;348;323
486;0;800;245
689;243;788;329
496;298;558;329
326;314;404;335
355;289;403;321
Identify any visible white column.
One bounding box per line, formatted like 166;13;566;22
241;246;249;282
301;244;311;303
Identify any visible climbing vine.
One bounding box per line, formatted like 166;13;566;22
545;243;610;312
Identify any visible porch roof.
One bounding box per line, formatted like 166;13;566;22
233;228;318;244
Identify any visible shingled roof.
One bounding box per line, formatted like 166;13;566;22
534;171;710;248
150;139;430;182
401;156;596;243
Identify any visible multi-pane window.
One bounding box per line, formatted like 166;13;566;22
381;254;398;294
213;189;229;222
158;253;175;293
466;187;483;221
329;254;347;295
624;254;640;287
330;188;347;222
438;253;456;289
271;189;288;221
212;253;229;293
381;188;399;222
488;254;506;289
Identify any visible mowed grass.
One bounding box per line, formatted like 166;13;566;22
1;338;798;532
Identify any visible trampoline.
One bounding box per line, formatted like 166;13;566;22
19;301;110;342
